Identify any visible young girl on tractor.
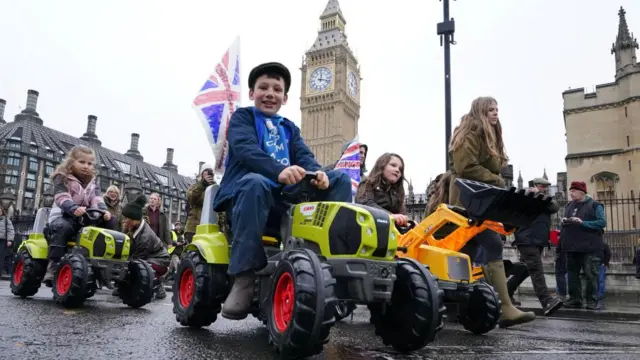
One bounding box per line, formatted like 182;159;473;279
43;145;114;286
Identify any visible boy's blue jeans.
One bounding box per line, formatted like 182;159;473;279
228;170;352;276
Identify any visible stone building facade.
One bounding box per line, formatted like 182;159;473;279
300;0;361;166
0;89;196;224
563;7;639;201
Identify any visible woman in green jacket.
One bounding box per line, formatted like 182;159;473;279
447;96;535;328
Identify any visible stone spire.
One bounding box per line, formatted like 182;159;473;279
611;6;639;79
543;168;549;181
408;179;414;199
517;171;523;190
308;0;350;52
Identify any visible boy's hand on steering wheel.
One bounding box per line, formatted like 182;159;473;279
278;165;306;185
103;211;112;221
311;171;329;190
74;206;87;217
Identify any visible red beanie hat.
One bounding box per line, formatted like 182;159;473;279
569;181;587;193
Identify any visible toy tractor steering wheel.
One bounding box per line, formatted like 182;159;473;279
396;219;416;235
79;208;107;226
280;171;319;203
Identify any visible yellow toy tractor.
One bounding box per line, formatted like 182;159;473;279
396;178;553;334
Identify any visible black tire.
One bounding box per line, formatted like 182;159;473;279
334;301;356;322
11;250;45;298
459;281;501;335
369;259;445;352
172;250;228;328
268;249;337;359
53;253;89;308
120;259;155;308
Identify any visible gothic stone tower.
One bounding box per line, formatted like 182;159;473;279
300;0;361;166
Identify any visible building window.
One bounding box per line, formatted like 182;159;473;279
29;146;38;154
45;150;55;159
23;191;35;214
7;141;21;150
627;135;631;147
3;169;19;185
123;174;131;182
625;106;628;117
155;173;169;186
26;173;37;189
5;151;21;166
28;157;39;172
45;162;55;176
100;177;110;192
113;160;131;173
629;160;632;172
591;171;619;200
42;177;52;192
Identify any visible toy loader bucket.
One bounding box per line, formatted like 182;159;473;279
455;178;553;228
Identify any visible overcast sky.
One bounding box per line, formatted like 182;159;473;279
1;0;638;192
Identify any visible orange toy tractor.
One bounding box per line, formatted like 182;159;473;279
395;179;553;334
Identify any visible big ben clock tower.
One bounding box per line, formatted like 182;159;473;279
300;0;361;166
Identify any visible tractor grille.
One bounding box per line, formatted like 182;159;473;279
312;203;329;227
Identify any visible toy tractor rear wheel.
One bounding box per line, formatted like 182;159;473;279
459;281;501;334
267;249;337;359
11;250;45;298
53;253;88;308
120;259;155;308
172;250;228;328
369;259;445;352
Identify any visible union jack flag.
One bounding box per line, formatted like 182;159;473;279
334;135;361;201
192;36;241;176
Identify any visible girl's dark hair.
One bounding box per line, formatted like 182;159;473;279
359;153;406;213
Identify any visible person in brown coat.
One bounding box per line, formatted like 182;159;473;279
185;163;216;243
447;96;535;328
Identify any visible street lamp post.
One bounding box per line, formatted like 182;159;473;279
124;180;143;203
437;0;456;170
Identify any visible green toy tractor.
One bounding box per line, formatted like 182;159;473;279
172;172;444;359
11;207;155;308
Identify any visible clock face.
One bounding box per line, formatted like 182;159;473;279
309;66;333;92
347;71;358;97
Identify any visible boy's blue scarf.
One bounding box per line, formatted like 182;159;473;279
252;107;290;166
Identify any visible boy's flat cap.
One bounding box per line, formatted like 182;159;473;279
248;62;291;94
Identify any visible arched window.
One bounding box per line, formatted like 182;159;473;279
590;171;619;199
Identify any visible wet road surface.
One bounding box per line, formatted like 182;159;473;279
0;280;639;360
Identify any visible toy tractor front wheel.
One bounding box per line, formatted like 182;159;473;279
11;250;45;298
268;249;337;359
53;253;88;308
369;259;445;352
120;259;155;308
458;281;501;334
172;250;228;328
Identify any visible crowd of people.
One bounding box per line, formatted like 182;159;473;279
0;60;631;323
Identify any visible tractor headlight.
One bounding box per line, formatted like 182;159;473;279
358;214;366;223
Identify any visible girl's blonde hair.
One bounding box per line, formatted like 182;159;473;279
51;145;96;181
106;185;120;197
450;96;508;167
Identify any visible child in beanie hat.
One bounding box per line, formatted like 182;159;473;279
122;195;147;220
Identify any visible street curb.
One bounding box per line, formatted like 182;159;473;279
518;306;640;321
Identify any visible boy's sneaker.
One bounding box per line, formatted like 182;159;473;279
585;302;599;310
543;297;563;316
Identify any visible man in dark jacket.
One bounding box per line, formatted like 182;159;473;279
122;195;171;300
507;178;563;315
561;181;606;310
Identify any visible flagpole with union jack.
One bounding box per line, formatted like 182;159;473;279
192;36;241;177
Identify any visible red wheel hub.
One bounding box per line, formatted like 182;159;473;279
13;260;24;285
273;272;295;332
56;264;72;295
179;268;195;308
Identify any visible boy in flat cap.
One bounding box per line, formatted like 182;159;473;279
212;62;352;320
